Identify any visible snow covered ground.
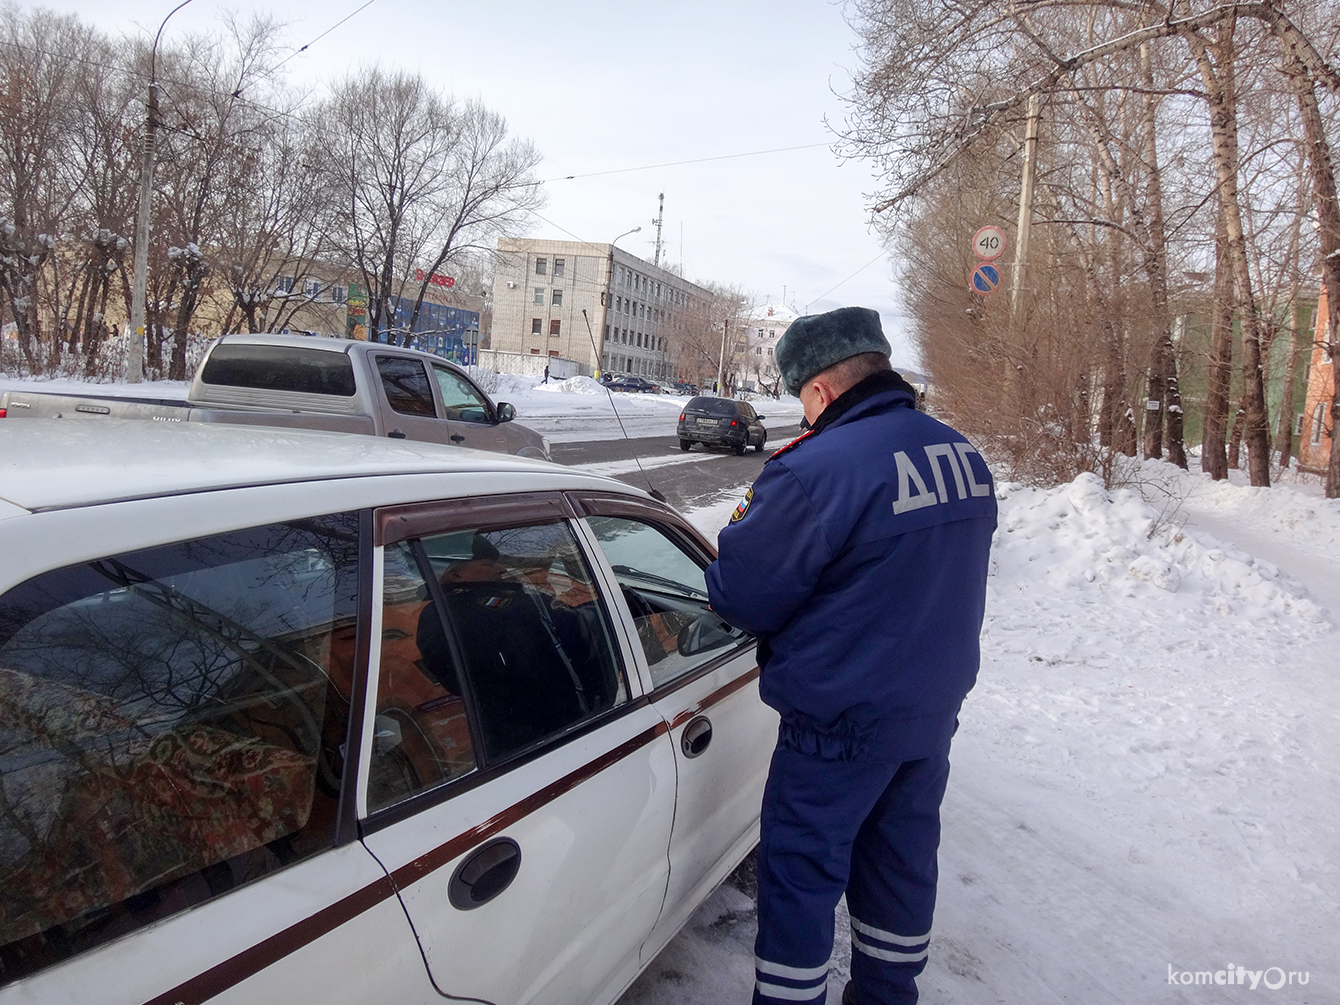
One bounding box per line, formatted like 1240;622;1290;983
623;463;1336;1004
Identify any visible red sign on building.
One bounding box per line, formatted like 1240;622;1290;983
414;269;455;288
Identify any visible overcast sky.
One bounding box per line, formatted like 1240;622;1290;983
45;0;921;366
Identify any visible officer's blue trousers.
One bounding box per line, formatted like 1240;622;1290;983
751;742;951;1005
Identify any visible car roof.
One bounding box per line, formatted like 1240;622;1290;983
0;421;637;512
215;333;469;371
216;332;353;353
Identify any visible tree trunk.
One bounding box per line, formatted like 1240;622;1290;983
1203;209;1233;479
1275;33;1340;496
1186;16;1270;485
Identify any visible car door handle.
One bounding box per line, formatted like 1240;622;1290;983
450;433;465;443
388;429;407;439
681;716;712;758
449;837;522;910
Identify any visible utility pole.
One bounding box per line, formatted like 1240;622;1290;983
717;319;728;396
127;0;195;382
1010;93;1041;313
652;192;665;268
126;82;159;383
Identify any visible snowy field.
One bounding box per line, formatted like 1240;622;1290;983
622;462;1336;1004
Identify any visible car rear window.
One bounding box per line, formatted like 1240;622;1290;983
685;397;737;416
201;344;357;397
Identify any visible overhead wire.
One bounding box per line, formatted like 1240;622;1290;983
268;0;381;74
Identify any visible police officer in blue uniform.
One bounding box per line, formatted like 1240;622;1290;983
705;307;996;1005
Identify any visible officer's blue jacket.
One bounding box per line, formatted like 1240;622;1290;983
706;374;997;761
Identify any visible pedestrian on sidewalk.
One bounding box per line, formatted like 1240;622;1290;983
706;306;997;1005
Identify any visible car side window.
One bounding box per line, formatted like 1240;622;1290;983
0;516;359;985
368;520;627;807
368;541;478;812
585;516;749;687
432;365;492;424
377;356;437;417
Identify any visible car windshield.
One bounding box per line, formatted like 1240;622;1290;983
686;397;737;416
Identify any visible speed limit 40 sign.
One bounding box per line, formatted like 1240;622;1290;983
973;226;1007;260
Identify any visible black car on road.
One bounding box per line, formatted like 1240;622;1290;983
677;396;767;455
605;375;661;394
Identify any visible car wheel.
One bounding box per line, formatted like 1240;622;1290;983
733;441;746;457
754;437;765;453
680;439;692;452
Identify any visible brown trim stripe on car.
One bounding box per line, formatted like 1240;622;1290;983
141;877;398;1005
140;720;669;1005
668;667;760;730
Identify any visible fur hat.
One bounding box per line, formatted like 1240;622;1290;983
775;306;891;397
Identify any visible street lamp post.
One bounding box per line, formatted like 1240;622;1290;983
126;0;195;383
598;227;640;377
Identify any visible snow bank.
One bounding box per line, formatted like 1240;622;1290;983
1130;457;1340;568
994;472;1326;627
530;375;605;394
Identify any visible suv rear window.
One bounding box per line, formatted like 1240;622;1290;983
201;344;357;397
685;397;737;417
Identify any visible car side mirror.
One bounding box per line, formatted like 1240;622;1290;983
755;414;766;421
496;402;516;423
677;612;737;657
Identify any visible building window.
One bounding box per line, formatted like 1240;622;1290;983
275;275;295;294
532;318;542;335
535;257;547;275
549;349;560;357
616;296;622;313
1312;403;1326;445
767;346;774;357
1294;413;1305;436
550;319;561;336
604;324;610;340
534;287;544;305
554;258;565;277
552;289;563;306
530;348;541;354
330;285;347;304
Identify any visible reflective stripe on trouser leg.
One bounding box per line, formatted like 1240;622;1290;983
753;744;901;1005
845;746;952;1005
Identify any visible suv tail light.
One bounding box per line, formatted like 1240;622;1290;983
729;418;738;426
0;408;6;418
679;413;685;422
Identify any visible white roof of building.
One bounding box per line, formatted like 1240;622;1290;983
0;421;620;512
749;303;802;324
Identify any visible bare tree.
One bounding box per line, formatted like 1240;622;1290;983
315;68;541;346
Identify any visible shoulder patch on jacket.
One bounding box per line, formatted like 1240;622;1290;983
769;428;815;462
730;486;754;523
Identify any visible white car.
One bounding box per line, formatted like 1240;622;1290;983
0;421;775;1005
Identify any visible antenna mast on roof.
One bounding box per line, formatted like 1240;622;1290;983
653;193;664;267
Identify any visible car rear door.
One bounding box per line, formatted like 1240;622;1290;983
355;494;676;1005
371;353;454;444
572;493;778;962
0;507;434;1005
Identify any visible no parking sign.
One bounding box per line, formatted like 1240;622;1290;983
970;262;1002;295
